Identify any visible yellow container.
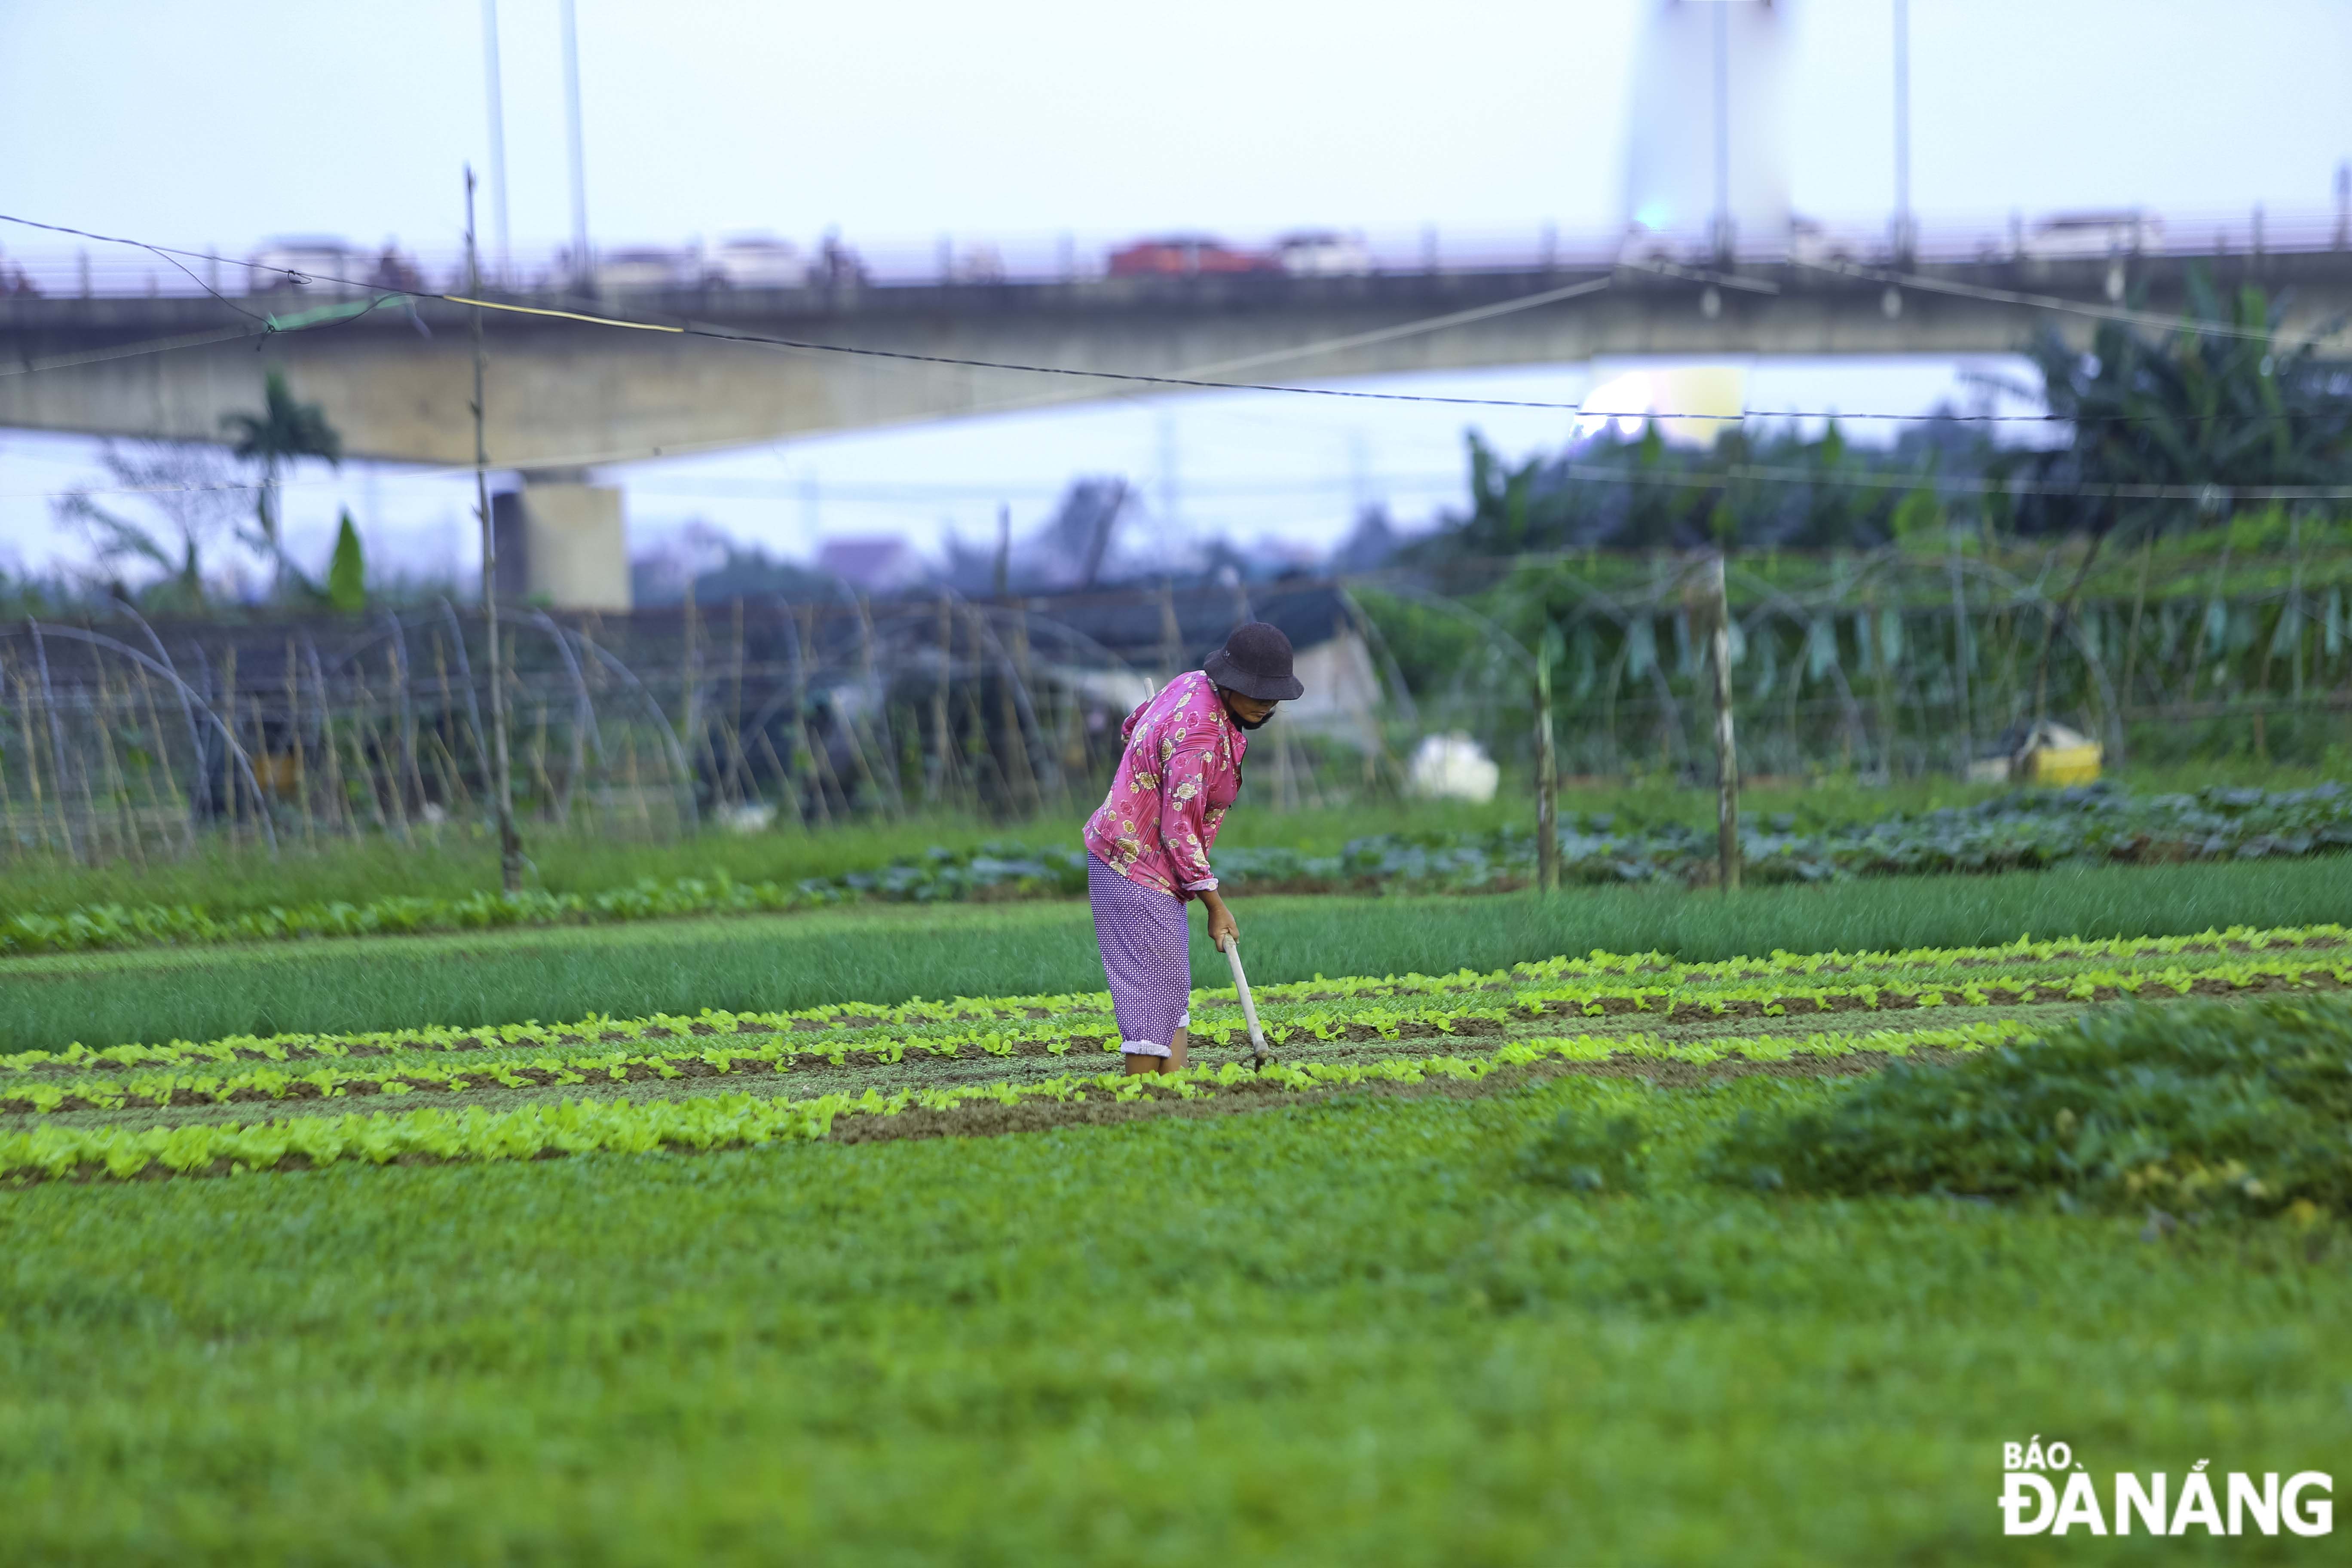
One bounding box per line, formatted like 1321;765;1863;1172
2027;743;2102;786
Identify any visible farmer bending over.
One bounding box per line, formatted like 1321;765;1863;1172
1083;622;1304;1075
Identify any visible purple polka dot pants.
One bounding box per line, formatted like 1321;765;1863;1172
1087;852;1193;1056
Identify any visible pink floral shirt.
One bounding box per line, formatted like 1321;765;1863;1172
1084;671;1249;899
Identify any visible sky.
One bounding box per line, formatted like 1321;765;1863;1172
2;0;2348;586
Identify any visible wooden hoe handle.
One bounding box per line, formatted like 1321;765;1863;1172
1221;936;1273;1067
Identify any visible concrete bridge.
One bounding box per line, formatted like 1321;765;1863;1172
8;248;2350;469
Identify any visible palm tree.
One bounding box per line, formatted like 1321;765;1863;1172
222;368;342;597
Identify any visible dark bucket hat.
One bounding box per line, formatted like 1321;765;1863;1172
1203;621;1305;702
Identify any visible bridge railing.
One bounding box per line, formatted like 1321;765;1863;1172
4;206;2345;303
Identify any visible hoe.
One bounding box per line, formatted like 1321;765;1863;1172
1219;935;1276;1069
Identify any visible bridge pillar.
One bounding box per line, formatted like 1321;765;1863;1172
490;472;631;611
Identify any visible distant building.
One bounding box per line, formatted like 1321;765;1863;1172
1035;581;1387;752
817;536;927;594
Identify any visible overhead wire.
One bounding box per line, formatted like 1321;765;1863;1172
0;324;273;378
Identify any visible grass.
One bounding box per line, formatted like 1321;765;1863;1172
5;855;2346;1056
8;762;2330;922
3;1078;2343;1564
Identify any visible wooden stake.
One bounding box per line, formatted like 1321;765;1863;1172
932;593;956;807
26;622;80;861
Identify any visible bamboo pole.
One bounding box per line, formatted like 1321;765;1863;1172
529;610;598;829
73;617;113;856
1865;591;1899;778
2289;511;2308;716
467;166;524;890
529;705;556;818
833;606;894;823
680;599;729;811
26;622;80;861
2181;529;2233;713
297;637;347;838
314;661;349;836
1707;553;1741;893
430;628;457;810
92;665;142;865
2252;597;2278;764
696;707;729;812
14;676;52;857
0;678;23;861
222;646;242;846
1007;603;1053;809
342;714;389;837
355;667;407;844
283;638;312;846
719;719;756;816
991;623;1033;816
755;729;793;816
127;667;179;858
852;592;905;814
1533;627;1559;894
1158;577;1183;679
133;663;191;852
730;597;748;805
960;652;997;808
502;632;534;825
2119;524;2154;716
124;663;178;860
790;603;831;828
624;733;650;833
425;729;467;820
682;575;701;781
932;593;955;807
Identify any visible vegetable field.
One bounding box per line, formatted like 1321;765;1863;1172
6;871;2348;1562
7;920;2346;1179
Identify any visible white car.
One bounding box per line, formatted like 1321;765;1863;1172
1274;230;1373;276
245;237;358;294
704;235;808;289
2023;210;2165;259
594;247;688;292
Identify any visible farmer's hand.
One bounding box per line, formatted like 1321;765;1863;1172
1201;892;1240;951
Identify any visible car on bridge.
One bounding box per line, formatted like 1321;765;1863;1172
1272;230;1373;276
2023;209;2165;258
595;248;691;291
702;234;808;289
245;237;361;294
1107;236;1276;278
